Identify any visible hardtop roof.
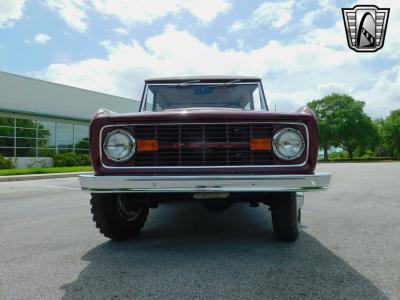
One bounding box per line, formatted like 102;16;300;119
145;75;261;83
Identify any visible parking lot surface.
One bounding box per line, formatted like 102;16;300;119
0;162;399;299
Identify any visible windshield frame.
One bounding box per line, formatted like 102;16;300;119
139;81;268;112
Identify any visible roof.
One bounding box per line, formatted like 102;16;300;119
0;70;134;100
145;75;261;83
0;70;139;121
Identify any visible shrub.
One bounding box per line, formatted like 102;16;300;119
53;152;91;167
394;149;400;159
359;150;373;159
0;154;15;169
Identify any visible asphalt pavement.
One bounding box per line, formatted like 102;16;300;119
0;162;399;299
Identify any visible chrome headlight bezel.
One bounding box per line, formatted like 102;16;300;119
272;128;305;161
103;129;136;162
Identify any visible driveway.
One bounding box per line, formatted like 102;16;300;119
0;162;399;299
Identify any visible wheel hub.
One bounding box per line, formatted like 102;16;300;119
117;196;142;221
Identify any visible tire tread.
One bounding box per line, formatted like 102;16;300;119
90;194;148;240
270;192;299;242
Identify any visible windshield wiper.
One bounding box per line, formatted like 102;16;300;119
167;79;243;88
217;79;242;86
167;80;201;87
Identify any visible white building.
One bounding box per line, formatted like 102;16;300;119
0;71;139;168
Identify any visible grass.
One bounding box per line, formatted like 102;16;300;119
318;158;399;163
0;166;93;176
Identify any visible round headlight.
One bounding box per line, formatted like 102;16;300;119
103;129;135;162
273;128;305;160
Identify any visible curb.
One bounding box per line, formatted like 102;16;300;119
0;172;92;182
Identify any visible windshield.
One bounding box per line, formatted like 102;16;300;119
141;83;267;111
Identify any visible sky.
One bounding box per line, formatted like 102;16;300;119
0;0;399;118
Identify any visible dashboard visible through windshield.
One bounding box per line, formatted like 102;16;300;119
141;82;267;111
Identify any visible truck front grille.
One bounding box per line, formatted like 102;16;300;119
102;123;275;167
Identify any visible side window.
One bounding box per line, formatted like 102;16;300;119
145;89;154;111
253;88;262;111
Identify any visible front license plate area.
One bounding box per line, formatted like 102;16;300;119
193;192;230;199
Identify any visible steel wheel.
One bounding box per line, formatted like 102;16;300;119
117;195;142;222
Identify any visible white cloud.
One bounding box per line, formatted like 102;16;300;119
301;1;338;29
182;0;231;23
317;82;353;96
91;0;231;25
34;33;51;44
301;10;320;28
0;0;25;28
35;25;400;117
44;0;230;32
229;20;245;32
114;27;129;35
254;1;294;28
355;65;400;116
301;20;344;48
45;0;88;32
98;39;114;51
230;0;294;32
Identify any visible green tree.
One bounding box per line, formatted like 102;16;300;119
308;94;377;159
307;94;342;160
380;110;400;158
373;118;390;157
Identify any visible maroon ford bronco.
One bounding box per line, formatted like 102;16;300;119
79;76;331;242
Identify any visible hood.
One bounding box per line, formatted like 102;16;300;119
93;106;316;124
162;107;244;112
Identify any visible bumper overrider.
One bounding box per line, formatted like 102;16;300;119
79;173;331;193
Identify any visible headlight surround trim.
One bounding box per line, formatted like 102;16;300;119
272;128;305;161
103;129;136;162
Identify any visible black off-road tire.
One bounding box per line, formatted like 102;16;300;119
270;192;300;242
90;193;149;240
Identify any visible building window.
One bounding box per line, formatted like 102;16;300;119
0;117;15;157
56;123;73;153
16;118;37;150
0;116;89;158
37;120;56;156
74;124;89;153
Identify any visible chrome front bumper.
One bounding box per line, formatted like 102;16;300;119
79;173;331;193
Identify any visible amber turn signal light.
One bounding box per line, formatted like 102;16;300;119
250;138;272;151
137;139;159;152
